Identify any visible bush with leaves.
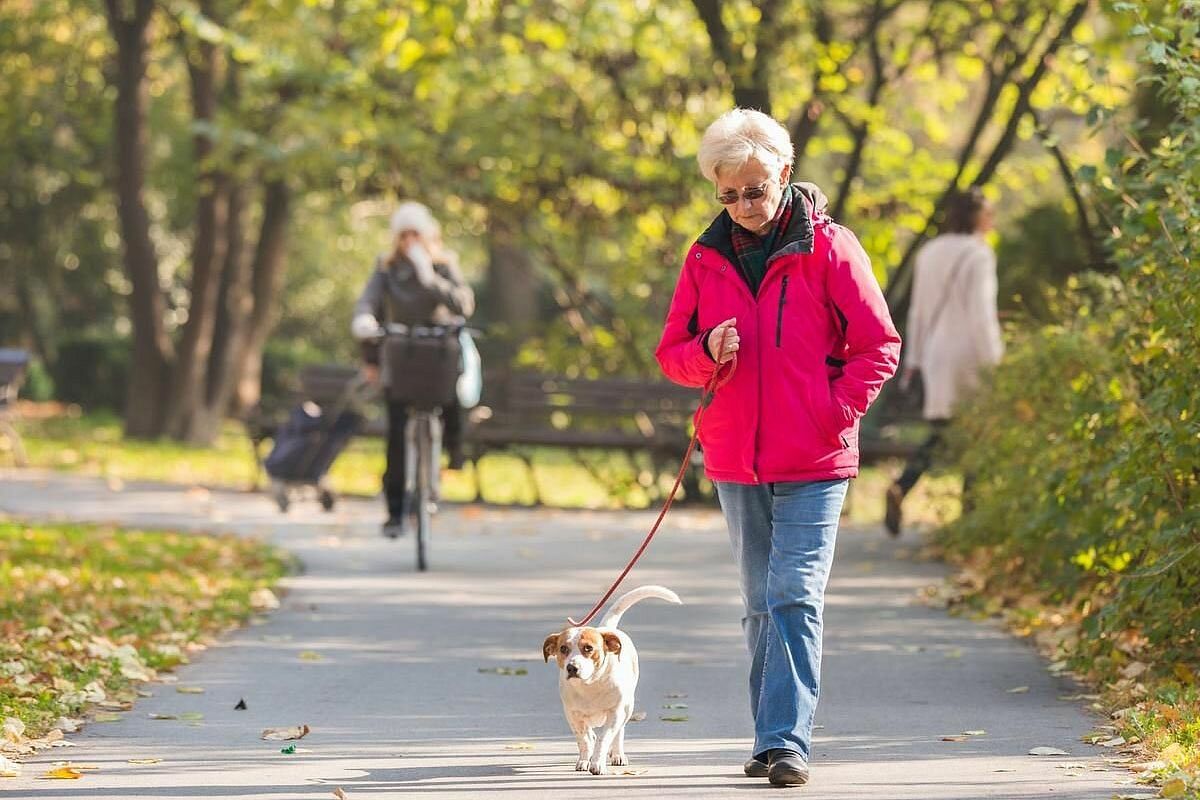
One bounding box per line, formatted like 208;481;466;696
939;0;1199;774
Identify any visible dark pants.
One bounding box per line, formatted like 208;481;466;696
895;419;974;509
383;400;462;518
896;419;949;496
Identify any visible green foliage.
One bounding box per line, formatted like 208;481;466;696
941;1;1200;677
994;202;1091;320
49;334;131;413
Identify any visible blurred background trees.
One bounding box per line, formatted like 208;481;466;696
0;0;1147;443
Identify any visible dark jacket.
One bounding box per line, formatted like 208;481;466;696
354;252;475;370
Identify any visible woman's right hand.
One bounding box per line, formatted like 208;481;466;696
707;317;739;364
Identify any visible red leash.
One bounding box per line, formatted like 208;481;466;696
566;337;737;626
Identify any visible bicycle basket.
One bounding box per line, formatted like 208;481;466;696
384;331;462;409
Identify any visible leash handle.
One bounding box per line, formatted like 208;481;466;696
566;328;737;627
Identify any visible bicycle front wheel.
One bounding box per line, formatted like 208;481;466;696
415;416;433;572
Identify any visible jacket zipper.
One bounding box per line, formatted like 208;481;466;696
775;275;789;348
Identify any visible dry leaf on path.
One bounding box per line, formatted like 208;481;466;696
148;714;177;721
941;736;969;742
176;687;205;694
93;712;122;723
1097;736;1126;747
1007;686;1030;694
1029;746;1070;756
1160;778;1188;798
504;743;535;750
477;667;527;676
128;759;162;765
964;730;987;736
41;767;82;780
298;651;323;662
262;724;310;741
660;716;689;722
630;711;647;722
333;789;348;800
620;768;649;776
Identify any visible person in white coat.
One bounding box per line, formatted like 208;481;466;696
886;187;1004;536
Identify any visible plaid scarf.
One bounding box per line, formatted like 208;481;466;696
730;185;795;296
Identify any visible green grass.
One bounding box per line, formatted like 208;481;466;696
0;519;290;740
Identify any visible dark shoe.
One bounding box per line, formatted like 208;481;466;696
742;756;769;778
447;447;466;471
885;483;904;537
767;750;809;786
381;516;408;539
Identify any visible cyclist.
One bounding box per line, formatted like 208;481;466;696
351;201;476;539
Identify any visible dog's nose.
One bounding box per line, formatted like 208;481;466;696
566;663;579;677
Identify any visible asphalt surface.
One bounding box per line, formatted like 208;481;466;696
0;468;1142;798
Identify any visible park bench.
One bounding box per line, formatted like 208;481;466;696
0;349;29;467
246;364;920;505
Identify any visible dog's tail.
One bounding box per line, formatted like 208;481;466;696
599;585;681;629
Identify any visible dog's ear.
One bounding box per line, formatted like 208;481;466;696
542;633;561;663
602;631;622;658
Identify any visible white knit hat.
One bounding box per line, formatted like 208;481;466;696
389;201;438;237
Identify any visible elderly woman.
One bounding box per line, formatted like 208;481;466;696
352;201;475;539
655;109;900;786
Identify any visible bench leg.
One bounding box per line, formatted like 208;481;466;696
248;436;265;492
0;415;26;467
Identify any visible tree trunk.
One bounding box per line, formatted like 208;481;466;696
483;207;540;363
229;178;291;414
166;13;228;443
105;0;172;439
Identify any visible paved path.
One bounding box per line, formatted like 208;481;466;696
0;469;1138;798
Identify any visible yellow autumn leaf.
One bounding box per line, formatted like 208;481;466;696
1160;778;1187;798
42;767;82;779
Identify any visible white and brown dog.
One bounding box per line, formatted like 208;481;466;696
542;585;682;774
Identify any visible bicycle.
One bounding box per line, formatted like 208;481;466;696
374;322;461;572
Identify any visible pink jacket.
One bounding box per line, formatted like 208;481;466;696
655;185;901;484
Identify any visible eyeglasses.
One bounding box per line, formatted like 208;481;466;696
716;181;771;205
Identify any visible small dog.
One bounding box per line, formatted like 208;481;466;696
542;585;682;774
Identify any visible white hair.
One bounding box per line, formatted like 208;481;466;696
389;201;438;237
697;108;795;182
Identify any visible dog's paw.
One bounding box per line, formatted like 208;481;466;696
575;758;589;771
588;759;607;775
608;753;628;766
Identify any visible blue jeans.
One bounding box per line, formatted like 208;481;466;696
716;479;848;762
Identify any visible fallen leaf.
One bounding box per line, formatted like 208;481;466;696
262;724;310;741
964;730;987;736
2;718;25;743
944;648;964;659
298;651;323;662
54;718;82;733
333;790;348;800
234;699;247;710
1160;778;1187;798
41;767;82;779
504;743;535;750
662;703;689;709
179;712;204;722
250;588;280;611
1007;686;1030;694
93;712;122;723
941;736;969;742
620;768;649;776
1097;736;1126;748
1120;661;1148;680
176;687;205;695
664;692;688;699
630;711;647;722
148;713;178;721
1029;747;1070;756
128;759;162;765
993;768;1016;772
660;715;689;722
477;667;527;676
